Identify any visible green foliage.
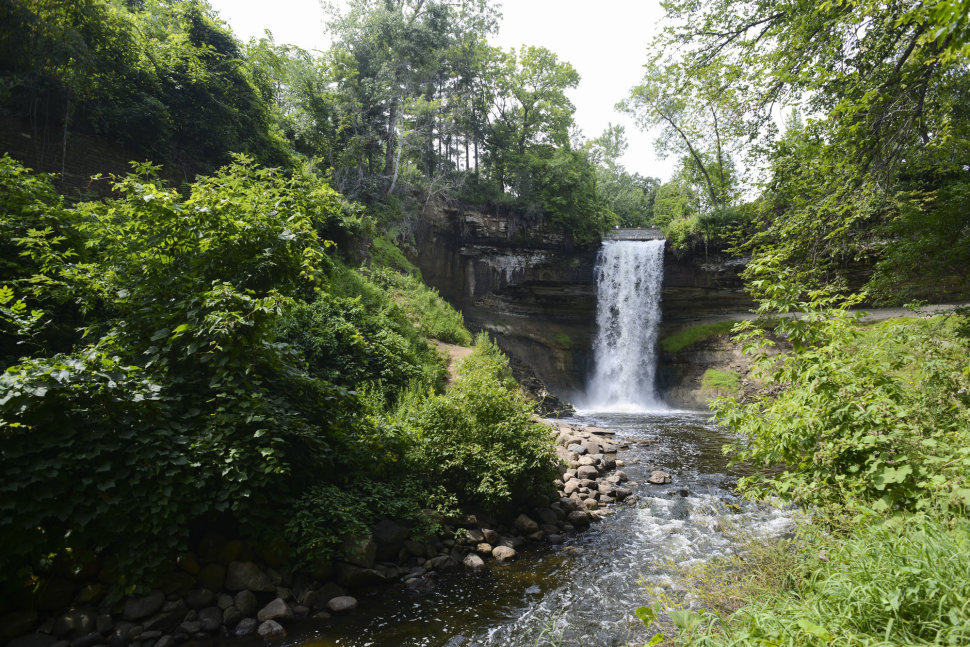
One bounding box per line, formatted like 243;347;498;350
285;477;457;565
370;234;420;276
512;146;619;243
369;269;473;346
660;321;738;353
278;291;442;398
553;333;573;350
681;514;970;647
0;156;422;592
715;261;970;512
700;369;739;395
0;1;290;174
395;334;557;512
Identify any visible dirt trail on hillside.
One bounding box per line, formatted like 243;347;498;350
434;341;473;384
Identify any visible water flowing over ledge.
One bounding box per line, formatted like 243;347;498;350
580;240;666;413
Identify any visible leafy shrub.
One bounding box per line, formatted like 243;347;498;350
716;260;970;511
285;477;457;565
396;334;557;512
278;291;442;399
0;158;370;590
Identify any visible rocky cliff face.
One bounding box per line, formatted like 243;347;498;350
409;204;754;408
410;203;599;406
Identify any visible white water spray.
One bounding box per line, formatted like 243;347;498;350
582;239;666;412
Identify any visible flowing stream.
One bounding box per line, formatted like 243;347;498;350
286;411;794;647
281;239;793;647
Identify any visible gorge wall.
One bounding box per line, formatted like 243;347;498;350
408;203;754;408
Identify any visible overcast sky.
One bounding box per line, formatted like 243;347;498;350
206;0;676;180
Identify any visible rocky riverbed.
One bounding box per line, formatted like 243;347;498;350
2;417;636;647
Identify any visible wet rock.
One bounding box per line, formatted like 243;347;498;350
491;546;516;562
234;618;258;637
225;562;273;592
327;597;358;614
546;534;564;544
403;540;427;557
69;632;103;647
53;609;97;638
648;471;672;484
139;600;186;634
257;620;285;638
513;514;539;534
197;607;222;632
222;606;243;628
123;591;165;621
185;589;214;610
334;563;387;589
462;529;485;544
462;553;486;573
481;528;499;544
567;510;591;527
96;615;112;635
9;634;56;647
197;563;226;591
341;534;377;569
426;556;456;571
154;636;175;647
256;599;292;623
233;590;258;616
372;519;410;562
614;487;633;500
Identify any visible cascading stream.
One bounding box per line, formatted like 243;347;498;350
582;239;666;412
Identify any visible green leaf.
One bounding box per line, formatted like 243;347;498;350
635;606;657;627
795;618;833;641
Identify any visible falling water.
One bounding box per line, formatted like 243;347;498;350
582;239;666;412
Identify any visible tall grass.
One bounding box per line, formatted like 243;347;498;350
677;513;970;646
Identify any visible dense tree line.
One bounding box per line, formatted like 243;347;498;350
625;0;970;296
0;0;673;241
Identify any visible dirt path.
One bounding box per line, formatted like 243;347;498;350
433;341;473;384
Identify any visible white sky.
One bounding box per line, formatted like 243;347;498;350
206;0;676;180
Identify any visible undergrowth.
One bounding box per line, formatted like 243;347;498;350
658;512;970;647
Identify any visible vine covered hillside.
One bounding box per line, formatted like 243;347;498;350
0;153;557;607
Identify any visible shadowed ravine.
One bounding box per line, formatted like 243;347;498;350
283;410;795;647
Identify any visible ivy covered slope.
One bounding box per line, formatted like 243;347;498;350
0;154;557;605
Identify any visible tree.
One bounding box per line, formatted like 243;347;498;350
484;45;579;192
638;0;970;297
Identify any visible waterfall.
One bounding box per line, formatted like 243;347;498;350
582;239;666;412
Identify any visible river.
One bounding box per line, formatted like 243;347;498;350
283;409;795;647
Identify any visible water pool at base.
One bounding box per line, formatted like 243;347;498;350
284;410;795;647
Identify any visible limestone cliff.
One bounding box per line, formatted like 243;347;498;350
409;203;756;409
